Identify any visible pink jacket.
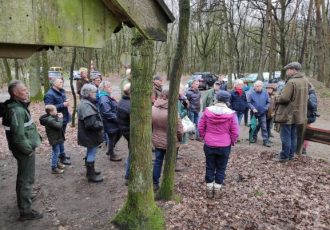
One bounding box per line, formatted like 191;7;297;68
198;103;239;147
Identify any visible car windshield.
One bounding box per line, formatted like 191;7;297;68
49;71;61;77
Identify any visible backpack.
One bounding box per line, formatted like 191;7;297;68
307;88;319;124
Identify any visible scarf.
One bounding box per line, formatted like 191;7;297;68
235;87;243;96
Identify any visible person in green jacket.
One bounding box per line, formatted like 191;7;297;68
39;105;66;174
2;80;43;221
202;81;221;111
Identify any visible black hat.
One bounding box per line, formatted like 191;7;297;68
153;75;162;81
216;90;231;102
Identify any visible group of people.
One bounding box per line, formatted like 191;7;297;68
1;61;317;220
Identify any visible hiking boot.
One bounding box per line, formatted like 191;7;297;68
110;153;122;162
153;184;159;192
273;157;289;163
206;182;214;199
125;179;129;186
263;141;272;147
83;158;101;175
213;183;222;199
86;162;103;183
302;148;307;155
52;168;64;174
59;156;71;165
20;209;43;221
57;162;65;169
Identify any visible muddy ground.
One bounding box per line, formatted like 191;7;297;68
0;76;329;229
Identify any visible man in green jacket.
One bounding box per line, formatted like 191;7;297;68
202;81;221;111
274;62;308;162
2;80;43;221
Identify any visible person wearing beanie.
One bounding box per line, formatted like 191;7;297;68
198;90;239;199
274;61;308;162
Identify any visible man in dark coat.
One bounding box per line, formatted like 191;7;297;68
274;62;309;161
186;80;201;140
117;83;131;183
44;78;71;165
2;80;43;220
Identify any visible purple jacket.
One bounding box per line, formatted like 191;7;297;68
198;103;239;147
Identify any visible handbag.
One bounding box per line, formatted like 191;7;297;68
181;115;195;133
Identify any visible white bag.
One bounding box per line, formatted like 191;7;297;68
182;115;195;133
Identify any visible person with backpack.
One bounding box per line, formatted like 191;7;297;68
302;84;319;154
2;80;43;220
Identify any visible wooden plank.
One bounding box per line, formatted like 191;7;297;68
305;126;330;145
103;0;174;41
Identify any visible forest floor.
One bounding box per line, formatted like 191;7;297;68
0;76;329;230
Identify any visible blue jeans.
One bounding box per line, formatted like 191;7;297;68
86;147;98;163
51;143;61;169
280;124;297;159
189;110;199;138
204;145;231;184
253;114;268;141
125;154;130;179
236;112;244;125
153;148;166;186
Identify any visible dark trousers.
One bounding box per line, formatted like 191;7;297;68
122;132;130;179
59;123;67;158
107;131;122;155
244;108;250;125
13;151;35;215
280;124;297;159
153;148;166;186
204;145;231;184
253;114;268;141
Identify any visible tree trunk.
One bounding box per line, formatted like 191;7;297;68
157;0;190;201
112;30;164;229
29;54;43;102
2;58;12;83
258;0;272;81
299;0;313;66
42;50;50;92
279;0;287;79
70;48;77;127
314;0;325;82
321;0;330;87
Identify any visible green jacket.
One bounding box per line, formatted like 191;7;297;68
274;73;309;124
202;89;216;111
39;114;64;146
2;99;41;155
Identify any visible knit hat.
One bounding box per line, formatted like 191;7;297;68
284;62;302;71
216;90;231;103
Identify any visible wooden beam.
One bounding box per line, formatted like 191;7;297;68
305;126;330;145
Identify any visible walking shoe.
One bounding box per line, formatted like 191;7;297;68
302;148;307;155
20;210;43;221
60;157;71;165
153;184;159;192
214;183;222;199
263;141;271;147
110;153;122;161
273;157;289;163
52;168;64;174
206;182;214;199
57;162;65;169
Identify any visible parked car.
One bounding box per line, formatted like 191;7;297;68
48;71;63;82
189;72;218;90
72;70;101;80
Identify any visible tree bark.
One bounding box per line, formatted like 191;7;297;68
70;48;77;127
29;54;43;102
112;30;164;229
42;50;50;92
315;0;325;82
157;0;190;201
2;58;12;83
299;0;313;66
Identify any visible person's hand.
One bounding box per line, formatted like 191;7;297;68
252;109;258;113
63;99;69;107
57;113;63;118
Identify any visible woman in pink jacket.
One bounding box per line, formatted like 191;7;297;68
198;90;239;198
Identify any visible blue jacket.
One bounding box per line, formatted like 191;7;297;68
186;88;201;112
247;90;269;116
44;88;71;125
98;91;119;134
230;90;248;113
